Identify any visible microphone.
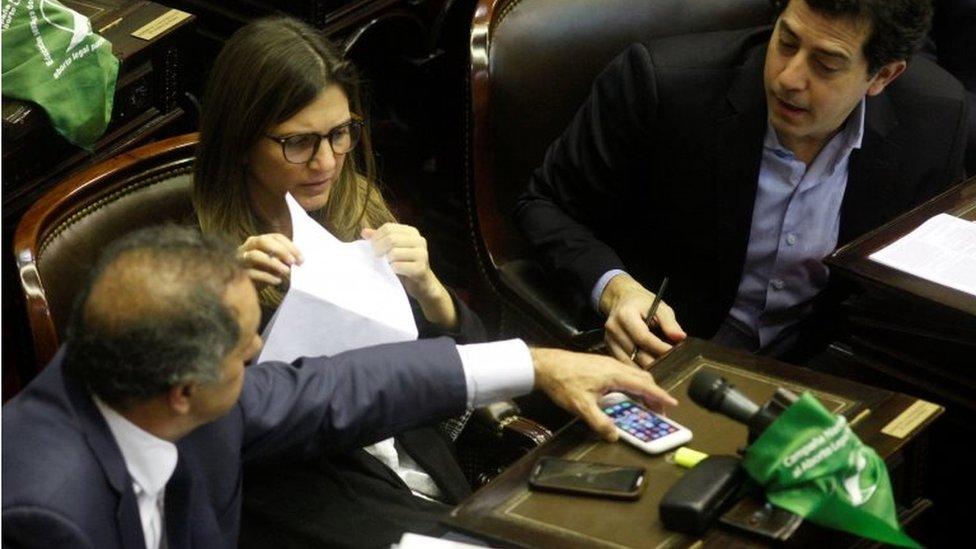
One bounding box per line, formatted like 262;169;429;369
660;371;803;536
689;370;798;442
661;371;797;534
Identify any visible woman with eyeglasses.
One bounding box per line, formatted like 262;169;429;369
194;20;461;333
193;16;484;548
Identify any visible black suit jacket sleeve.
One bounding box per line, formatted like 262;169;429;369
238;337;468;464
411;289;487;343
2;508;93;549
515;43;658;299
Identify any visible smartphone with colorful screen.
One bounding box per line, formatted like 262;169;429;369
600;392;692;454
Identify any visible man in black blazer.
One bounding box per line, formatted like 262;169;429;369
516;0;968;364
1;226;674;549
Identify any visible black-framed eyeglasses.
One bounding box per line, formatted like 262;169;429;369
265;119;364;164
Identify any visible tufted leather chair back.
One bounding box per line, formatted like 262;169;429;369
14;134;199;369
468;0;775;345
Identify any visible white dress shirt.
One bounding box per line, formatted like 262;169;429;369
364;338;534;499
722;100;864;349
95;398;177;549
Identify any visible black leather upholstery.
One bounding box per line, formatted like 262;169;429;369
470;0;775;346
15;135;199;369
37;169;195;339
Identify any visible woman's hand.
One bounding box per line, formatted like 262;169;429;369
362;223;458;330
237;233;304;287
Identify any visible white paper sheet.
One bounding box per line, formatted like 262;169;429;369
257;193;418;364
393;533;489;549
868;213;976;297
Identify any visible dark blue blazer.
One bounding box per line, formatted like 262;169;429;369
2;338;467;549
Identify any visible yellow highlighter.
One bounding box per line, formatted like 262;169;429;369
673;447;709;469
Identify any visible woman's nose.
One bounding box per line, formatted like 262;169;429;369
308;139;337;171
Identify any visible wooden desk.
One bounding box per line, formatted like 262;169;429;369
822;177;976;546
827;176;976;317
2;0;197;213
445;339;941;548
823;176;976;417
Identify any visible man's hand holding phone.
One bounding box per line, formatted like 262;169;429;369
530;348;677;442
600;392;692;454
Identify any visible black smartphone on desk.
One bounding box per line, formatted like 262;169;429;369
528;457;645;500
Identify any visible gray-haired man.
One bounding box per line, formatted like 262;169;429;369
2;225;675;549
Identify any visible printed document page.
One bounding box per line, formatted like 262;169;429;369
394;532;488;548
868;213;976;297
257;193;418;364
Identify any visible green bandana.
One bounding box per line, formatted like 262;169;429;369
742;393;920;548
2;0;119;149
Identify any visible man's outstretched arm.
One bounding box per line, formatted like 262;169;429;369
238;336;677;463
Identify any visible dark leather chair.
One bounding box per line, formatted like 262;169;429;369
13;132;550;487
467;0;775;348
14;133;199;369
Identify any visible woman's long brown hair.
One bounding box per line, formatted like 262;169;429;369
193;16;395;307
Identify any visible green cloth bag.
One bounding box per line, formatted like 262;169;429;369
2;0;119;149
742;393;920;548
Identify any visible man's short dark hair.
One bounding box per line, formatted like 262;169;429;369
772;0;934;74
65;225;245;408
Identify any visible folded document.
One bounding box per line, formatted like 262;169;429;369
257;193;418;363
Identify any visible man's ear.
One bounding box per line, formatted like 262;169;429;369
166;383;195;415
866;60;907;96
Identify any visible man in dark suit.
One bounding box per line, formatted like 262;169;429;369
1;226;674;549
516;0;968;364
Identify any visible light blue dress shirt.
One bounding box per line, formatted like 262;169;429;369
593;99;865;351
723;99;864;349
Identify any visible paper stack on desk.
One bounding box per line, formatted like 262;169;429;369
257;193;418;364
868;213;976;297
